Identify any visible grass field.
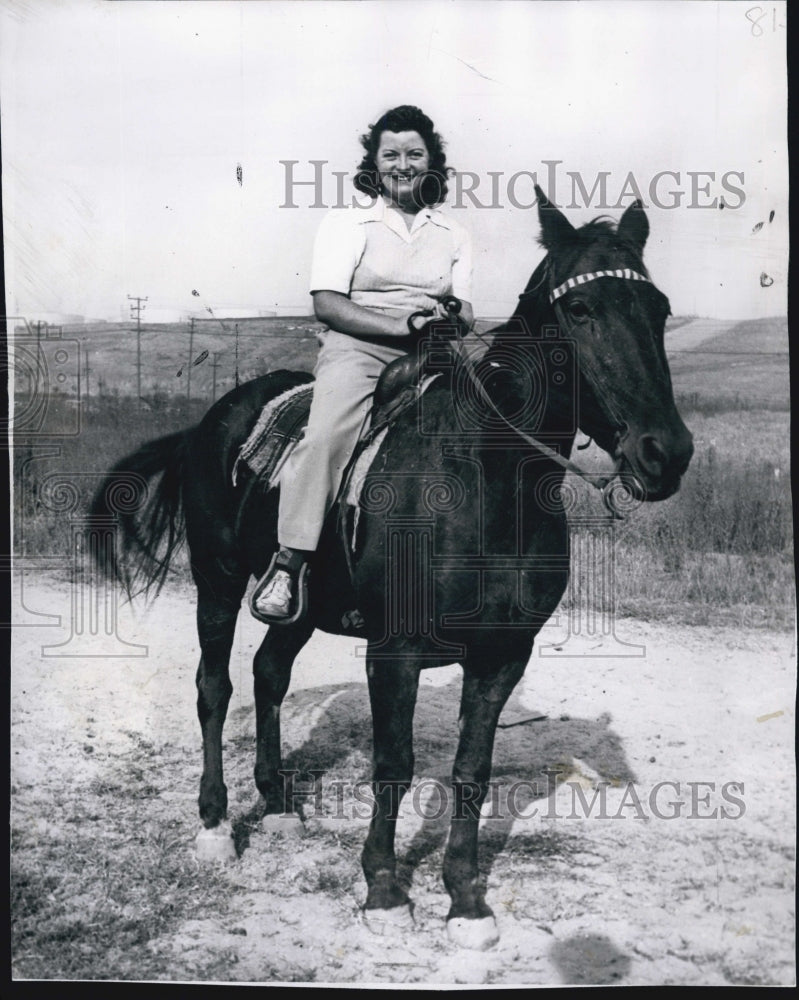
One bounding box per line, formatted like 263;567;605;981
11;315;794;628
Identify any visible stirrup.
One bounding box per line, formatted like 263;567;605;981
249;551;310;626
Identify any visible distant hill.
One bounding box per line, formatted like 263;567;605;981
666;316;789;409
12;314;788;410
13;317;323;402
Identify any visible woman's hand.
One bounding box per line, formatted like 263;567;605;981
313;290;473;341
408;299;474;339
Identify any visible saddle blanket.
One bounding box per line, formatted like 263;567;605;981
231;382;313;488
232;374;440;511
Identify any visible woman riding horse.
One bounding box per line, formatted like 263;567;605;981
252;105;474;622
92;180;694;949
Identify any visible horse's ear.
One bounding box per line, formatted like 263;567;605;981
617;200;650;254
535;185;576;249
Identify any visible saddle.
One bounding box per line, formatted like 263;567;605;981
238;311;467;631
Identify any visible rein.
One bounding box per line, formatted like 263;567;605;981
334;268;643;583
449;332;629;519
338;260;649;580
449;264;653;518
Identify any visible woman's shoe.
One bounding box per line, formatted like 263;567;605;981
254;569;293;618
250;552;310;625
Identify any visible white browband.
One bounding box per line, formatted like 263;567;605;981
549;268;651;304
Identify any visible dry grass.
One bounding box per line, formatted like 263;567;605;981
564;404;793;628
12;318;793;624
11;741;240;981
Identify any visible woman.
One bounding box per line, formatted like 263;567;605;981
252;104;473;622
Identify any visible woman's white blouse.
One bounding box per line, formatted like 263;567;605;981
309;197;472;318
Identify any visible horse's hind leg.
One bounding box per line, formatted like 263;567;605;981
443;655;528;950
253;619;314;834
194;571;248;861
361;656;420;932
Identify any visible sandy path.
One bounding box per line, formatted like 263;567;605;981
10;573;796;985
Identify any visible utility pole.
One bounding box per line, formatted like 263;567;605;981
234;323;240;387
187;317;195;402
84;348;90;400
33;320;46;347
211;352;220;402
127;295;148;402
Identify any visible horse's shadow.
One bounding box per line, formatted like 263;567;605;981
230;670;636;887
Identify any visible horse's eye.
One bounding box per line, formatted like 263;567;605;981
567;300;590;320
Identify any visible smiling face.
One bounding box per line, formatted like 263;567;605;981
375;130;430;211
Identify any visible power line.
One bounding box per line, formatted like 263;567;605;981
669;350;789;356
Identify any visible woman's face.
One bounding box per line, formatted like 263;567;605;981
374;130;430;209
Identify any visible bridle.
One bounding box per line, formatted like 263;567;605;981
548;267;651;304
336;265;651;583
444;263;654;518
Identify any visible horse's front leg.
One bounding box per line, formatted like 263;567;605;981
444;655;528;949
361;656;420;932
253;620;314;834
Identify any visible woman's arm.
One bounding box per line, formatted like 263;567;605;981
314;290;474;339
312;290;410;339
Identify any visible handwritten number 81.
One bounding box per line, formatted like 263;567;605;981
746;6;783;36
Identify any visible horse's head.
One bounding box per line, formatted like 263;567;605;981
531;185;693;501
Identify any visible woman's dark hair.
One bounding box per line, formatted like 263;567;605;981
353;105;452;206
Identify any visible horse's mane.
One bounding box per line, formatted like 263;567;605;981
537;216;650;278
488;212;657;349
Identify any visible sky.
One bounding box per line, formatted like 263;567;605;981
0;0;789;322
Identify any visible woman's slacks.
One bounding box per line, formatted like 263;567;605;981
277;330;407;552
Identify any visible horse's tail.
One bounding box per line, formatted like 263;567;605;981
90;428;194;599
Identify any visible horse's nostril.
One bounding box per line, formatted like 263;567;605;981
638;435;668;473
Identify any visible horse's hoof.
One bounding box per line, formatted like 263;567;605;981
261;812;305;837
447;915;499;951
363;904;414;935
195;820;237;862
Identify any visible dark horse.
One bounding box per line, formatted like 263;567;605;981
93;188;692;950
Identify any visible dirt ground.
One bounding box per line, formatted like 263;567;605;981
10;572;796;986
